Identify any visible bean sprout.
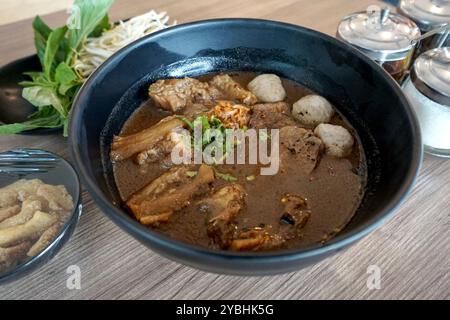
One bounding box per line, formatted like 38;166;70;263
73;10;175;78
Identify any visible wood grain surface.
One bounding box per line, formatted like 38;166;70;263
0;0;73;26
0;0;449;300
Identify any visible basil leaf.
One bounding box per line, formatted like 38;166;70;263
0;107;63;135
22;86;65;116
59;82;81;96
89;14;111;38
54;62;81;95
9;0;115;135
44;26;68;79
20;71;55;88
55;62;78;83
32;16;52;66
66;0;114;62
23;71;46;81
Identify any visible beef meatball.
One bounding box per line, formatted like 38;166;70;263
247;74;286;103
314;123;354;157
292;95;334;127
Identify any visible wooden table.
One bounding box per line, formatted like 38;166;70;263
1;0;449;300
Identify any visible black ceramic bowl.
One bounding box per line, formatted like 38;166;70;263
0;55;62;134
69;19;422;275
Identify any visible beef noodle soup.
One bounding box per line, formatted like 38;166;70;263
109;72;367;251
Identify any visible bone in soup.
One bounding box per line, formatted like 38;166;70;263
110;72;367;251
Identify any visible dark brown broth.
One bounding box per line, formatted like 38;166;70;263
113;72;367;250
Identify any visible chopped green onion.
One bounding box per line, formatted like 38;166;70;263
186;170;198;178
175;115;194;130
214;169;237;182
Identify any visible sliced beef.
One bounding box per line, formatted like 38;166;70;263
199;184;247;248
183;103;211;120
249;102;298;129
126;165;215;225
110;116;185;162
210;74;258;105
148;75;257;115
136;127;191;166
279;126;323;175
148;78;220;113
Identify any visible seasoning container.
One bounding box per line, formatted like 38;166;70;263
337;8;421;82
402;47;450;157
399;0;450;55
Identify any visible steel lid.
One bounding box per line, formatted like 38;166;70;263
338;8;421;61
411;47;450;105
399;0;450;31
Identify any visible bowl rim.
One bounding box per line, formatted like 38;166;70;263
68;18;423;264
0;150;82;283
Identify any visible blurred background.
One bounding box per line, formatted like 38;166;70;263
0;0;72;26
0;0;399;27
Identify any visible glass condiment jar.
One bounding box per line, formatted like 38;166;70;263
399;0;450;56
402;47;450;157
337;8;421;83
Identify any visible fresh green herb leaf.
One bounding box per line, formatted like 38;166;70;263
19;72;54;88
32;16;53;66
63;117;70;137
32;16;52;39
22;71;46;82
55;62;78;83
184;114;234;161
44;26;68;79
22;86;65;116
193;115;210;132
55;62;81;95
209;115;222;128
59;82;81;96
0;107;63;135
66;0;114;63
8;0;117;135
186;171;198;178
202;129;213;146
89;14;111;37
175;116;194;130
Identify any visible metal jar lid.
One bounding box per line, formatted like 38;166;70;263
337;8;421;61
399;0;450;32
411;47;450;105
